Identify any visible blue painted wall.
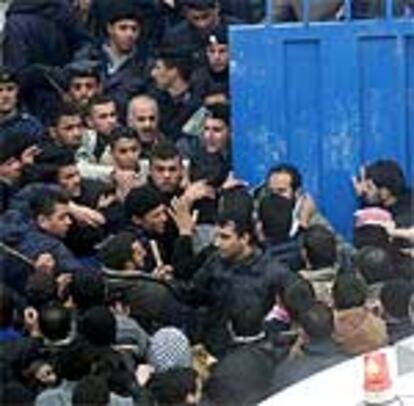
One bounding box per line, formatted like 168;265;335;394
230;20;414;238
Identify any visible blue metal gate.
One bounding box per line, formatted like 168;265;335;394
230;2;414;238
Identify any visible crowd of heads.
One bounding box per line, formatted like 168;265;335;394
0;0;413;404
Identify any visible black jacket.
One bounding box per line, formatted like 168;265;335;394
204;332;288;405
179;248;296;355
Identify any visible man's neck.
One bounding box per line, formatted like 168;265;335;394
383;195;398;207
106;42;131;63
0;108;17;122
234;245;255;263
168;78;189;99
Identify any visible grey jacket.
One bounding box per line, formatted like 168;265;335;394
35;380;134;406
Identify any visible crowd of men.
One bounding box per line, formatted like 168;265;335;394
0;0;413;405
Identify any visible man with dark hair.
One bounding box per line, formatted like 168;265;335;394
77;95;139;184
97;231;146;272
79;95;119;164
0;67;44;144
280;277;316;325
333;273;388;355
148;367;198;406
262;162;353;263
303;225;337;269
78;305;117;348
124;183;186;273
380;280;414;344
109;127;142;173
178;103;232;172
266;163;303;200
63;60;102;108
353;159;413;229
97;229;195;338
272;302;348;393
264;163;329;234
228;292;267;342
124;185;168;241
204;293;287;405
356;246;394;285
27;146;90;202
257;193;303;271
148;140;211;206
28;188;75;242
181;208;294;355
24;145;114;256
75;1;146;121
1;188;82;294
149;141;185;201
300;225;338;306
48;103;84;150
68;271;106;315
150;46;202;140
35;341;94;405
38;304;72;345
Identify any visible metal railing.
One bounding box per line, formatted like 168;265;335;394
264;0;402;24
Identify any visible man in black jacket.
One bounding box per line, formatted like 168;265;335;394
181;207;295;355
271;302;349;393
204;292;288;405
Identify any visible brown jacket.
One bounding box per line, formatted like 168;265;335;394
334;307;388;355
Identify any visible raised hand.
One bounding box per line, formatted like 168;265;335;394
168;196;195;236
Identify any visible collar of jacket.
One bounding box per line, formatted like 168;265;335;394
0;109;19;125
232;331;266;344
221;247;262;269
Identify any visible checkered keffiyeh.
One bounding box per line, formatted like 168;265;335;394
148;327;192;373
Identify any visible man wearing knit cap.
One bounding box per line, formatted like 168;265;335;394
75;0;146;122
190;23;229;99
148;327;192;373
63;60;102;108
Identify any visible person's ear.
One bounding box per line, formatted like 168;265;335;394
301;248;310;269
85;113;93;129
36;214;50;231
131;214;143;226
49;126;57;141
379;187;391;201
256;221;265;242
106;22;114;38
240;231;251;247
